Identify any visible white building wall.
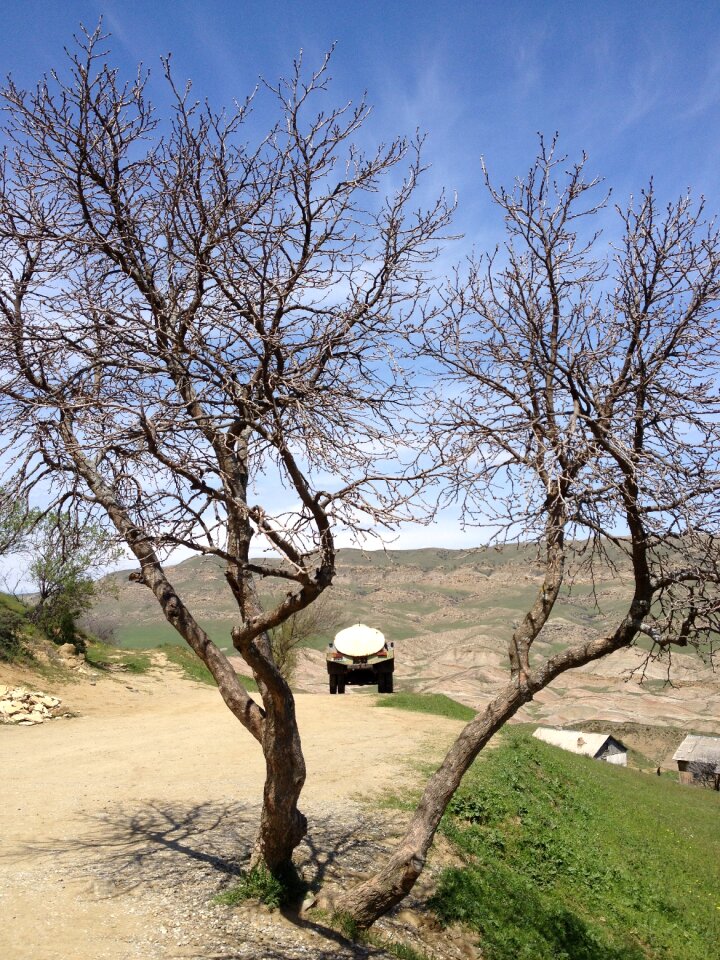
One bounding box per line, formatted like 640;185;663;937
602;752;627;766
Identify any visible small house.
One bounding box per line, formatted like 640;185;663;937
533;727;628;766
672;735;720;790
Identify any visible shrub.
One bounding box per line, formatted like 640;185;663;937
0;604;28;662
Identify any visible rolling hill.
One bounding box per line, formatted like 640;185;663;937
84;546;720;738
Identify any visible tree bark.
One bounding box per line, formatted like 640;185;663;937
328;679;528;925
249;691;307;870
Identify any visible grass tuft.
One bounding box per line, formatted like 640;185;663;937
375;691;475;722
214;864;306;910
329;910;363;940
373;938;432;960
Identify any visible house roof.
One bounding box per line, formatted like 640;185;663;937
533;728;626;758
672;735;720;768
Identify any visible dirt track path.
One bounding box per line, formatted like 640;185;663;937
0;667;467;960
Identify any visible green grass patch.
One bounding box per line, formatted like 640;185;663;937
160;643;257;691
214;866;286;909
424;585;476;600
85;641;152;674
376;623;423;643
0;591;30;615
116;615;345;657
214;864;306;909
86;638;257;690
118;651;152;673
385;599;442;616
114;621;185;649
115;618;236;651
432;731;720;960
429;618;477;632
375;691;475;722
296;629;335;651
373;940;431;960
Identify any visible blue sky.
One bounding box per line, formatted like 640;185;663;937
2;0;719;552
4;1;719;216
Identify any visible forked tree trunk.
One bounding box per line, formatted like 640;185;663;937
227;559;312;873
63;427;310;873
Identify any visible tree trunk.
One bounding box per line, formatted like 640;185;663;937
329;680;529;926
250;687;307;871
62;422;308;871
330;614;642;928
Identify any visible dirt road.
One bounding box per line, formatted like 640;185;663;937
0;666;468;960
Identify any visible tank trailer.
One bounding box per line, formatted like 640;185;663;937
326;623;394;694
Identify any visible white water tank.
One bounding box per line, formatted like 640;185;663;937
333;623;386;657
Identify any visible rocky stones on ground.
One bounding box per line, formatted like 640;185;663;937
0;686;62;724
57;642;86;663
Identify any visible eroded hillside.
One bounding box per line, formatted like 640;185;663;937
86;546;720;733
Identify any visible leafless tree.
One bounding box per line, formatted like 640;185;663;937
686;762;720;790
330;138;720;926
270;595;342;683
0;28;451;874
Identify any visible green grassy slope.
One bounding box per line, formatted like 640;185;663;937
375;691;475;722
0;591;29;615
0;590;35;662
432;731;720;960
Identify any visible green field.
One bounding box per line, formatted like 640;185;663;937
115;618;237;650
432;731;720;960
114;617;336;652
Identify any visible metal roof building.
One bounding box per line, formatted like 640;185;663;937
533;728;628;766
672;735;720;789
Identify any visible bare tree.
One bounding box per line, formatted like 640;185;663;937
4;28;718;932
330;139;720;926
270;596;342;683
0;28;450;874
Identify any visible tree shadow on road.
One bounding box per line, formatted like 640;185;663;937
3;799;411;958
6;797;397;888
4;799;254;890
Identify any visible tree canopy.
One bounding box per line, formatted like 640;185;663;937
0;26;450;875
